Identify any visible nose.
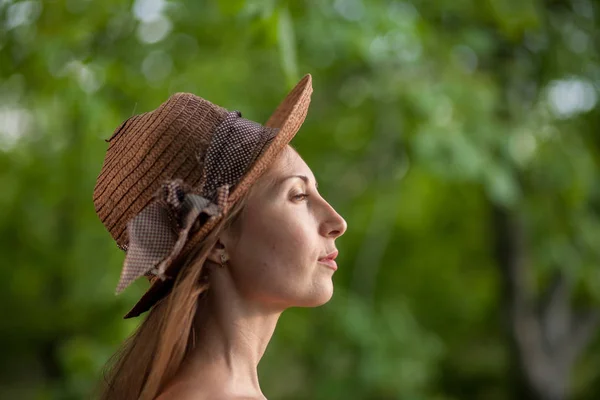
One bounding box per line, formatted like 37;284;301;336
319;200;347;239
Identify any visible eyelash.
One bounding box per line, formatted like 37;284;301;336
292;193;309;201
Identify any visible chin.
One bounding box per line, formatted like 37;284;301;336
301;281;334;308
312;291;334;307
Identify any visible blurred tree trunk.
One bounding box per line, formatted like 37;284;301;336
491;205;599;400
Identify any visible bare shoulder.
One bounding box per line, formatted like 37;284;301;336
156;384;264;400
156;392;263;400
154;382;209;400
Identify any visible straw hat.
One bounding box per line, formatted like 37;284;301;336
93;74;313;318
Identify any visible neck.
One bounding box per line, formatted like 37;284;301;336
179;284;282;398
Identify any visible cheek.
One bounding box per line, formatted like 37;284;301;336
229;206;319;300
239;209;313;269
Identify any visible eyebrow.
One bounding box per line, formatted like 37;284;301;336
278;174;318;189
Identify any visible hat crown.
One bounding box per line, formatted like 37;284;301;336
93;93;229;248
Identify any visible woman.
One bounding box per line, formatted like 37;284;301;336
93;74;347;399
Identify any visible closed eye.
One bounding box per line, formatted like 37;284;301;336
292;193;309;201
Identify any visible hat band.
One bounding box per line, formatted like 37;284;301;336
201;111;278;201
114;112;278;293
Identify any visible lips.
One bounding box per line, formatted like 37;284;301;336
318;250;338;271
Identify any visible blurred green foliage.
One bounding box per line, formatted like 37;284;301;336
1;0;599;399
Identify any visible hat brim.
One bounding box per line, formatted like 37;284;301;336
123;74;313;318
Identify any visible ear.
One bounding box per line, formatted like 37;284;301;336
207;239;229;265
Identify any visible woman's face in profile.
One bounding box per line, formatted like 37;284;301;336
222;145;347;309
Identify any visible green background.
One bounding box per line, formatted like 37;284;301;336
1;0;599;399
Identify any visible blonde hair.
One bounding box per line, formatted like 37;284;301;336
98;197;247;400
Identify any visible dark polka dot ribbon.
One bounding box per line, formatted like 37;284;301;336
116;112;278;294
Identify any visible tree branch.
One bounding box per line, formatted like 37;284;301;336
539;271;571;352
565;310;600;363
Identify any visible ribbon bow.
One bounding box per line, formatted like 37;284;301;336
115;110;278;295
116;180;229;294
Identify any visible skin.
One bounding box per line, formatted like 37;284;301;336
157;146;347;399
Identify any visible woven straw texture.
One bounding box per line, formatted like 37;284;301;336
93;94;228;248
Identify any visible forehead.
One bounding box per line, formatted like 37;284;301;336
275;146;308;173
255;146;315;191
